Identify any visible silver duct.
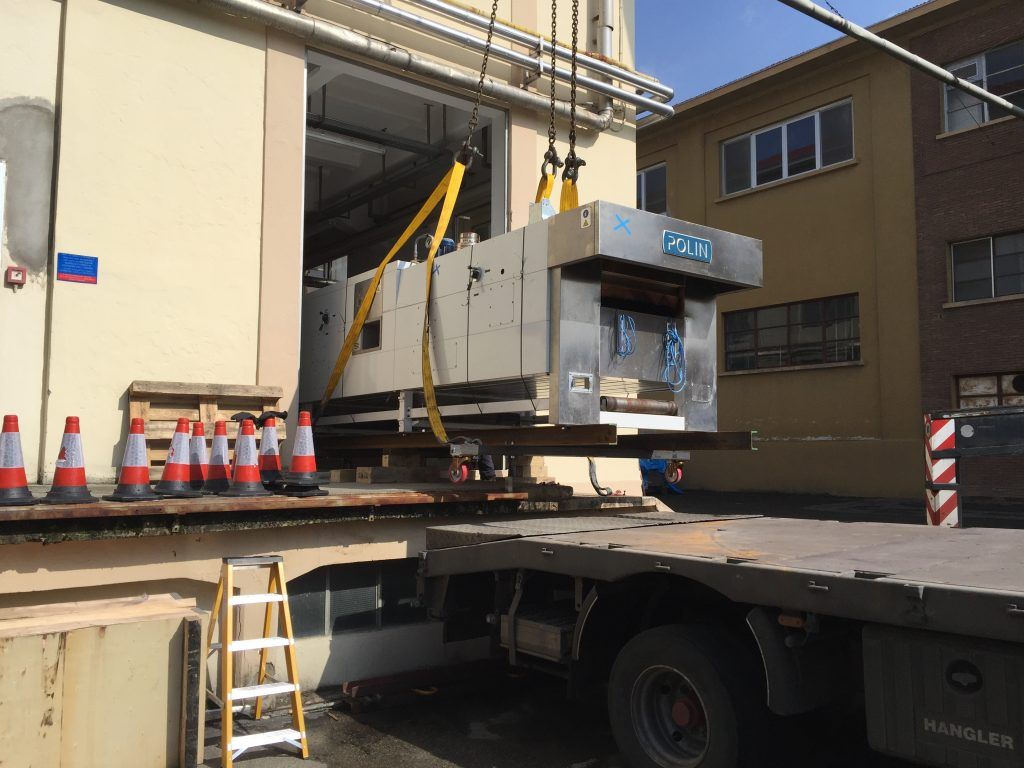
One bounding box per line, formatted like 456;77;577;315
189;0;615;129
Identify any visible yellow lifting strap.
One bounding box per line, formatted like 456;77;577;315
317;162;466;443
535;172;555;204
558;178;579;212
419;161;466;444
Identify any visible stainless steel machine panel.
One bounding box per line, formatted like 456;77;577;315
547;201;763;291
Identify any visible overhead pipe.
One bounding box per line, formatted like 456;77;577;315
777;0;1024;120
413;0;674;102
190;0;613;130
332;0;675;117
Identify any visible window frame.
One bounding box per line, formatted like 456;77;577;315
720;98;853;196
636;162;667;214
943;39;1024;131
723;293;861;373
289;558;428;639
956;372;1024;409
950;231;1024;303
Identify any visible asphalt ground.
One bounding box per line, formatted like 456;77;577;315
203;665;911;768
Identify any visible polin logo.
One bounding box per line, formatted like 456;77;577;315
662;230;712;263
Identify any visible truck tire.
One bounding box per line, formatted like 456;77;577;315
607;624;766;768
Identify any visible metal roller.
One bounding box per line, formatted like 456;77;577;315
600;397;678;416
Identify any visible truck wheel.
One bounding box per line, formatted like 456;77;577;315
608;624;765;768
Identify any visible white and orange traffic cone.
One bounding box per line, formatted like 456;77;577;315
189;421;208;492
222;418;271;497
43;416;98;504
258;416;283;487
0;415;38;506
155;417;201;498
281;411;327;497
104;418;159;502
203;420;231;495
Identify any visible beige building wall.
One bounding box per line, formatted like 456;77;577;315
0;0;62;481
639;43;922;498
0;517;486;689
3;0;644;484
44;0;268;479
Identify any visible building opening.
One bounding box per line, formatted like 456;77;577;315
299;51;507;409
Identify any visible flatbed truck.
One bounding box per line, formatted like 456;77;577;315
418;500;1024;768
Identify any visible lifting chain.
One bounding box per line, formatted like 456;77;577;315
459;0;501;167
541;0;562;179
559;0;584;211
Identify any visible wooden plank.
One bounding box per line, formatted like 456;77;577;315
130;381;284;399
61;619;186;768
0;631;65;767
0;485;559;523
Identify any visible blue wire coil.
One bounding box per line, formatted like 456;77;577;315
663;322;686;393
616;313;636;358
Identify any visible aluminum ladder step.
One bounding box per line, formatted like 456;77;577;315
229;727;304;755
230;682;298;701
228;636;293;652
229;593;286;606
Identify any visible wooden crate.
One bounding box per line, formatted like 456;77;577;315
128;381;285;472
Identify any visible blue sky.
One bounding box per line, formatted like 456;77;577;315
636;1;923;103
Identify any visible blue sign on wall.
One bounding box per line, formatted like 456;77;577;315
662;230;712;264
56;253;99;284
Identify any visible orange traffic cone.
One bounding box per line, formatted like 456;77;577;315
202;421;231;495
281;411;327;497
189;421;208;492
0;415;37;506
104;418;159;502
155;417;201;498
258;416;283;487
43;416;98;504
222;418;271;497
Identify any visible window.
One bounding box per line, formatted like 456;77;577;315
724;294;860;371
951;232;1024;302
957;373;1024;408
944;39;1024;131
637;163;667;214
721;101;853;195
289;559;427;638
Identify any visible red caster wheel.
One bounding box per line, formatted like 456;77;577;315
449;461;470;484
664;463;683;485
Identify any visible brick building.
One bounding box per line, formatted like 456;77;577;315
909;2;1024;497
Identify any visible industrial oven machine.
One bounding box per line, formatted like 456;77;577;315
300;201;763;473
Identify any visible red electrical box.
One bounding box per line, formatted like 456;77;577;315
5;265;27;286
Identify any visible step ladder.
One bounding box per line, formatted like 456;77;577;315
208;556;309;767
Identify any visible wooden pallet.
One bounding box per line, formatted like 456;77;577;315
128;381;285;472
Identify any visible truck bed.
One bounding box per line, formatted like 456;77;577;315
422;509;1024;643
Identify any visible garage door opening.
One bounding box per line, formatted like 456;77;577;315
299;51;507;409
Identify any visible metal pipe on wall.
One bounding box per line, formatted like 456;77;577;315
332;0;675;117
413;0;674;102
189;0;614;129
777;0;1024;120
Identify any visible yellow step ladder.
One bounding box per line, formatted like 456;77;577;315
208;556;309;766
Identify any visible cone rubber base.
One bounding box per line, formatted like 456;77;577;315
104;485;160;502
0;492;39;507
41;491;98;505
155;487;202;498
221;483;272;497
278;485;328;498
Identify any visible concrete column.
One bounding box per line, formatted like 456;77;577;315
257;29;306;440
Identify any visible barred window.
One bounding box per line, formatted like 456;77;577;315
724;294;860;372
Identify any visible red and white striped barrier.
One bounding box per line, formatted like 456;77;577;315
924;414;959;528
